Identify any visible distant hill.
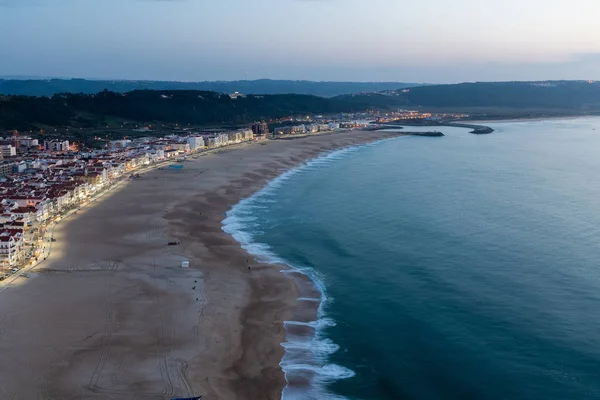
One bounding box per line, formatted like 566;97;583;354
335;81;600;111
0;90;364;130
3;81;600;131
0;78;424;98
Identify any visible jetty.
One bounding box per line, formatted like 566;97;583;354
404;131;445;137
375;120;494;135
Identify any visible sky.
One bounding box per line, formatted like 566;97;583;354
1;0;600;83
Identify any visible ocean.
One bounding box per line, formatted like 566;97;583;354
223;118;600;400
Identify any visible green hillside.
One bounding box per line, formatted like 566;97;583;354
0;90;362;130
336;81;600;111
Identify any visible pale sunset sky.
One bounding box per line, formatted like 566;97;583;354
1;0;599;82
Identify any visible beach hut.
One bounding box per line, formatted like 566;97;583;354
181;260;190;268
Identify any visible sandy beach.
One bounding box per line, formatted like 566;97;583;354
0;130;402;400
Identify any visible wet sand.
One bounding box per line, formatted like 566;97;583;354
0;130;403;399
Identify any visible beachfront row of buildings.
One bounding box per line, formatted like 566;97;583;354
270;121;376;136
273;122;342;135
0;129;257;269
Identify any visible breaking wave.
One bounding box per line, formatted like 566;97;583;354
222;140;395;399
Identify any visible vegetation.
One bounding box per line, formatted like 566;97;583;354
2;81;600;131
0;90;362;130
336;81;600;111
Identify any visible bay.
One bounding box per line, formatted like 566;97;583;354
226;118;600;400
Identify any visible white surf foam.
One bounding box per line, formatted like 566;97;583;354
222;139;397;400
284;318;337;329
297;297;321;302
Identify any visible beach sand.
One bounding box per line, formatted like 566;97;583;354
0;130;402;400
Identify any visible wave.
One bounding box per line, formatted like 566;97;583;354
222;139;396;400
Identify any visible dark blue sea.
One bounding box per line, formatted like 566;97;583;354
223;118;600;400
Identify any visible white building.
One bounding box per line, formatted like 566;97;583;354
171;143;190;153
147;149;165;162
14;161;26;173
19;137;39;148
9;207;37;224
26;159;41;169
227;131;243;143
242;129;254;141
187;136;204;151
0;145;16;158
0;230;24;266
44;140;70;152
216;133;230;147
109;140;131;149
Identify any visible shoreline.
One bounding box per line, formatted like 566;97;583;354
217;132;406;399
222;139;401;398
0;129;404;399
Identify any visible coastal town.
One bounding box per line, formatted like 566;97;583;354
0;117;376;278
0;127;265;277
0;107;467;279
